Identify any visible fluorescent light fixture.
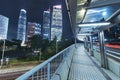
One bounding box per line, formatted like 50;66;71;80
77;33;92;36
78;22;110;27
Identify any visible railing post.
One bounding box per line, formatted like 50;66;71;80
32;75;34;80
90;36;93;56
37;71;38;80
47;63;50;80
99;30;107;68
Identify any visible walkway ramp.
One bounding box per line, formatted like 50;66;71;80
68;44;108;80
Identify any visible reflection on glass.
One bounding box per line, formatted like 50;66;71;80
83;4;120;23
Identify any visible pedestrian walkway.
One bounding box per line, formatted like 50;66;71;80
68;44;109;80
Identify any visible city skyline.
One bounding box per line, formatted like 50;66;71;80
0;0;74;41
0;0;52;40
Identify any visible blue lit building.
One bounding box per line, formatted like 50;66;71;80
17;9;27;46
42;11;51;40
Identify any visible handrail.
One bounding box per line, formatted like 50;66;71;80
105;49;120;62
106;50;120;56
106;53;120;62
16;44;75;80
93;46;120;61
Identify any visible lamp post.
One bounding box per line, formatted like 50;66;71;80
56;39;58;53
1;39;6;68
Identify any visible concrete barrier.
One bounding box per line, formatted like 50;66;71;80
107;57;120;77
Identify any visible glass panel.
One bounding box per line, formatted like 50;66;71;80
83;4;120;23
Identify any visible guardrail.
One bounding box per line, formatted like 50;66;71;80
16;44;75;80
93;45;120;61
88;44;120;77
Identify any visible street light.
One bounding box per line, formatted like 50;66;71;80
78;22;110;27
56;39;59;53
1;39;6;68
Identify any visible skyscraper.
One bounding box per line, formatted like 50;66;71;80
27;22;41;39
42;11;51;40
0;15;9;40
17;9;27;46
51;5;62;41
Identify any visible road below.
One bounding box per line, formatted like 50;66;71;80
0;70;28;80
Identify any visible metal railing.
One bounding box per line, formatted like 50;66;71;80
93;44;120;61
16;44;75;80
105;47;120;62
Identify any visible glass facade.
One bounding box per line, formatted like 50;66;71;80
17;9;26;45
27;22;41;39
17;9;27;46
83;4;120;23
42;11;51;40
51;5;62;41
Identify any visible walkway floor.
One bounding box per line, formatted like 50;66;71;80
69;44;108;80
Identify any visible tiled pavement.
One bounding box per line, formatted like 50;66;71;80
69;45;107;80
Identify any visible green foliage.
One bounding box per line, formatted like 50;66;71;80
41;37;56;59
30;35;43;50
59;39;74;50
18;55;38;61
3;35;74;63
42;39;49;51
42;37;74;60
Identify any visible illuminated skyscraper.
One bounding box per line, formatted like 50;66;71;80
27;22;41;38
17;9;27;46
42;11;51;40
51;5;62;41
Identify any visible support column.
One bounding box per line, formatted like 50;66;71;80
84;37;87;49
85;36;89;52
90;36;93;56
86;36;89;52
99;30;107;68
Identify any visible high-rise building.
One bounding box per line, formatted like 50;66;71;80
17;9;27;46
0;15;9;39
27;22;41;39
51;5;62;41
42;11;51;40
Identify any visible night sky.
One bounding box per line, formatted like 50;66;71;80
0;0;72;40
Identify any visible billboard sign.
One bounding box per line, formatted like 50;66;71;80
0;15;9;39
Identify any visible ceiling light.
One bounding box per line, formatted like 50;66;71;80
78;22;110;27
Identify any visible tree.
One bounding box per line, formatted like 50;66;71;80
42;37;57;59
29;35;44;61
42;38;49;51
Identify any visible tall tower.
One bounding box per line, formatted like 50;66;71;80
51;5;62;41
17;9;27;46
42;11;51;40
